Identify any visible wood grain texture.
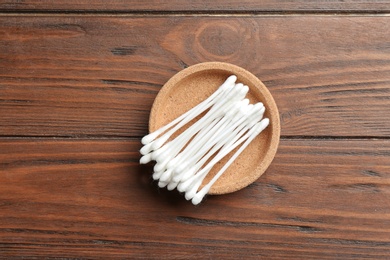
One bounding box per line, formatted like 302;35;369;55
0;0;390;12
1;16;390;138
0;139;389;259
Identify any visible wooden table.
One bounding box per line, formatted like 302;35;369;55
1;1;390;259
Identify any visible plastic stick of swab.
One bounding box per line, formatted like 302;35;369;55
175;103;264;184
169;101;244;179
139;83;245;156
219;106;265;155
146;90;239;168
151;88;248;180
177;117;258;194
171;100;254;182
161;83;247;158
139;82;236;155
163;117;269;194
157;99;253;187
183;117;268;200
156;113;224;164
191;118;270;205
140;92;231;162
143;83;248;168
151;115;223;173
156;98;245;183
141;75;237;145
177;103;265;184
178;112;255;192
149;83;248;152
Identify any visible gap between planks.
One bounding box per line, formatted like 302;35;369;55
0;10;390;17
0;136;389;141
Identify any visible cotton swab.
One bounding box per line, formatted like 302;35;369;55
139;75;270;205
191;118;270;205
174;104;264;184
182;117;268;201
140;82;248;168
172;101;258;183
168;101;244;178
177;116;262;196
139;82;246;156
141;75;237;146
143;86;241;168
174;104;264;185
152;115;223;173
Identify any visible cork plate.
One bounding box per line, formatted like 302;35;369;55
149;62;280;195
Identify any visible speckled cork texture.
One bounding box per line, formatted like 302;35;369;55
149;62;280;195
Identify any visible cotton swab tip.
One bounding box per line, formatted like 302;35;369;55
177;176;195;193
221;75;237;89
141;132;159;145
154;161;167;173
167;181;178;190
158;180;168;188
258;118;270;133
152;170;164;180
140;142;153;155
192;186;210;205
139;153;152;164
185;188;197;200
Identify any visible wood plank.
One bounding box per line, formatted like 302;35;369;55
0;139;390;259
1;16;390;137
1;0;390;12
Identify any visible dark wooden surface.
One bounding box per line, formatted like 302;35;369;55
1;3;390;260
1;16;390;138
1;0;390;12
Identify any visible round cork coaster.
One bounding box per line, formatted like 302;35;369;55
149;62;280;195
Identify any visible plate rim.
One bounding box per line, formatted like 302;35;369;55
149;61;280;195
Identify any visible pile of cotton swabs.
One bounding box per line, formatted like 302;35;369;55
140;75;269;205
